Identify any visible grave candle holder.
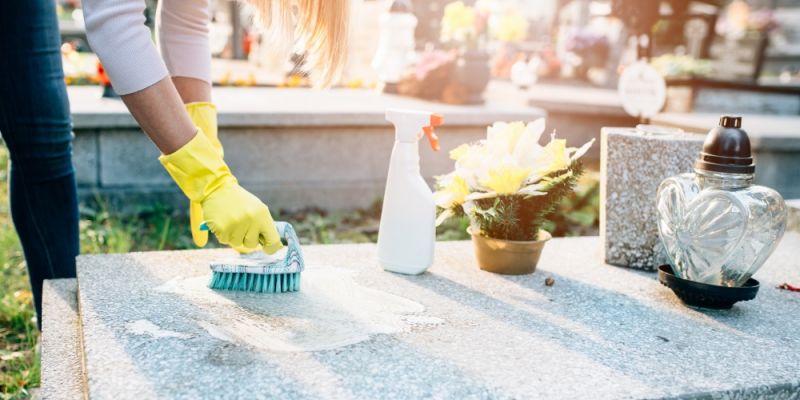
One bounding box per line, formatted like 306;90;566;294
656;115;787;309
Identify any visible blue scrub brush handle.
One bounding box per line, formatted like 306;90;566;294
207;221;304;274
199;222;298;250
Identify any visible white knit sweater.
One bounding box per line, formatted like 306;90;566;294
82;0;211;95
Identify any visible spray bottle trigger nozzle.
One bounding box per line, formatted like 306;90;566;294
423;126;440;151
423;113;443;151
430;113;444;127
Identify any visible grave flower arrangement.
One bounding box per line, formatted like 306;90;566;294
746;8;780;34
651;54;713;78
434;119;594;274
566;29;610;80
440;1;487;50
439;1;492;104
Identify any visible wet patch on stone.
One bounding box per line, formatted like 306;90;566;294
156;267;444;352
125;319;192;340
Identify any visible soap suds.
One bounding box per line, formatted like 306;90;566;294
157;267;442;352
402;315;446;325
196;321;235;342
126;320;191;340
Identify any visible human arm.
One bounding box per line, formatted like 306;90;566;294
82;0;281;252
119;78;196;154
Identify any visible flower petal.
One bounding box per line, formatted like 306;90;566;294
449;143;471;161
480;165;531;194
570;138;595;162
435;209;455;226
465;191;500;201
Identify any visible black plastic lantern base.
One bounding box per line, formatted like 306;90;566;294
658;265;759;309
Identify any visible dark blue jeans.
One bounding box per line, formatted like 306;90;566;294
0;0;80;328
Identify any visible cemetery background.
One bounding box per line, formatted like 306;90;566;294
3;0;800;398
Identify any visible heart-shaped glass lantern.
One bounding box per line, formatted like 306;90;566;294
656;116;787;287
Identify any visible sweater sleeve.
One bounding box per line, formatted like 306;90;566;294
82;0;169;95
157;0;212;84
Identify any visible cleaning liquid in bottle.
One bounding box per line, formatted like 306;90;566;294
378;109;443;275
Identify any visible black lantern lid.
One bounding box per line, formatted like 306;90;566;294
695;115;755;174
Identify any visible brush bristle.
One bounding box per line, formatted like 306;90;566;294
208;271;301;293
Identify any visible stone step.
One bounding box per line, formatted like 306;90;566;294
42;235;800;399
40;279;87;399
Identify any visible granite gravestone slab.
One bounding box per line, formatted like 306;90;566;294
73;235;800;399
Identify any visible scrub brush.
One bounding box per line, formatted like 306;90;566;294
205;222;304;293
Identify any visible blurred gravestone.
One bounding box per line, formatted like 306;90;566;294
684;18;709;58
343;0;383;83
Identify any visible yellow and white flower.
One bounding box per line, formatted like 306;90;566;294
480;164;531;195
441;1;476;43
434;118;594;225
434;173;470;209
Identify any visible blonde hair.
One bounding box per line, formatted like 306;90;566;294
247;0;350;86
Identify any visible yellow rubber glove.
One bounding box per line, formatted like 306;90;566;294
185;102;222;247
185;102;223;156
159;131;283;254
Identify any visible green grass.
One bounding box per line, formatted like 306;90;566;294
78;200;196;254
0;142;599;398
1;146;39;399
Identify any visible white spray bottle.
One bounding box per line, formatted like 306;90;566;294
378;109;443;275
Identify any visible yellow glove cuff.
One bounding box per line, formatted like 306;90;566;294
159;130;235;202
185;102;223;158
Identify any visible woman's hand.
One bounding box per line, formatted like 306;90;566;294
159;130;283;254
200;183;282;253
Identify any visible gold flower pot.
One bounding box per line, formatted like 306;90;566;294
468;227;551;275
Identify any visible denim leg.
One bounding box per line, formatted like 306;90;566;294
0;0;80;329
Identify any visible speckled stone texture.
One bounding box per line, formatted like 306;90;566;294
40;279;86;399
788;200;800;233
67;234;800;400
600;127;705;270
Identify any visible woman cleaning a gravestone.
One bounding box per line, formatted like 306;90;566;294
0;0;349;327
80;0;349;251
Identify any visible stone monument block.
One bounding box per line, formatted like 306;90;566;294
600;127;705;270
